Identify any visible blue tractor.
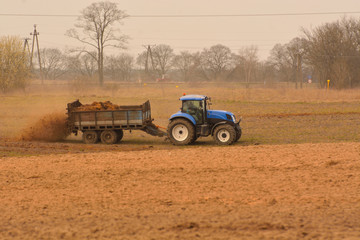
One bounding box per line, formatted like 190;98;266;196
167;95;241;145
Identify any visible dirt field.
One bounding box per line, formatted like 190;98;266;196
1;142;360;239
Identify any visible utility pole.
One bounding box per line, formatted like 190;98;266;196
23;38;31;54
30;24;43;84
143;45;156;81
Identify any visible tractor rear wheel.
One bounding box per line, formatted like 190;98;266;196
213;124;236;145
82;130;99;144
167;119;195;145
100;130;118;144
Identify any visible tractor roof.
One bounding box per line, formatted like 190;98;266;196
180;95;208;101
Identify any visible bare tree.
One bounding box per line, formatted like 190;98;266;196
38;48;67;80
268;38;307;88
237;45;259;88
173;51;202;82
332;58;351;88
106;53;134;81
268;43;294;84
200;44;233;81
136;50;156;81
136;51;147;68
65;1;128;86
152;44;174;78
0;36;30;93
286;38;307;88
303;17;360;88
66;53;97;79
257;61;276;87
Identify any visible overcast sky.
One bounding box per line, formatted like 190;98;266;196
1;0;360;59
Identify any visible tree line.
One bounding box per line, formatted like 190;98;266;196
1;1;360;93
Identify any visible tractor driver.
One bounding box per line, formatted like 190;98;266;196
183;100;203;124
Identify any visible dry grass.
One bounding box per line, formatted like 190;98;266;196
20;80;360;102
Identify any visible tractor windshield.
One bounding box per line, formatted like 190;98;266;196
182;100;203;124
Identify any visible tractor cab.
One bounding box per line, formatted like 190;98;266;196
180;95;209;125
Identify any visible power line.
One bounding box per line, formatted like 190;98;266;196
131;37;284;42
0;13;79;17
1;11;360;18
130;11;360;18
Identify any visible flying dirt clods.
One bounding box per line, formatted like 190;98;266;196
21;113;69;142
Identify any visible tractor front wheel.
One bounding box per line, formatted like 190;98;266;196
167;119;195;145
213;124;236;145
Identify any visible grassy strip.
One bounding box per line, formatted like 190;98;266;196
244;111;360;118
241;113;360;145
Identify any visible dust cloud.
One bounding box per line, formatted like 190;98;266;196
20;112;69;142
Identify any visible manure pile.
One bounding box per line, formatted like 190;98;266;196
75;101;120;111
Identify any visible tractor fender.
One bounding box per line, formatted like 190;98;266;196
169;112;196;126
211;121;231;136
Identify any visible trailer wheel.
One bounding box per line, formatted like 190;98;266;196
116;130;124;142
213;124;236;145
167;119;195;145
100;130;118;144
82;131;99;144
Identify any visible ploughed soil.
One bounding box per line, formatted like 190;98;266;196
1;142;360;239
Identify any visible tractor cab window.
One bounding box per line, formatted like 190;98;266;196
182;100;204;124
